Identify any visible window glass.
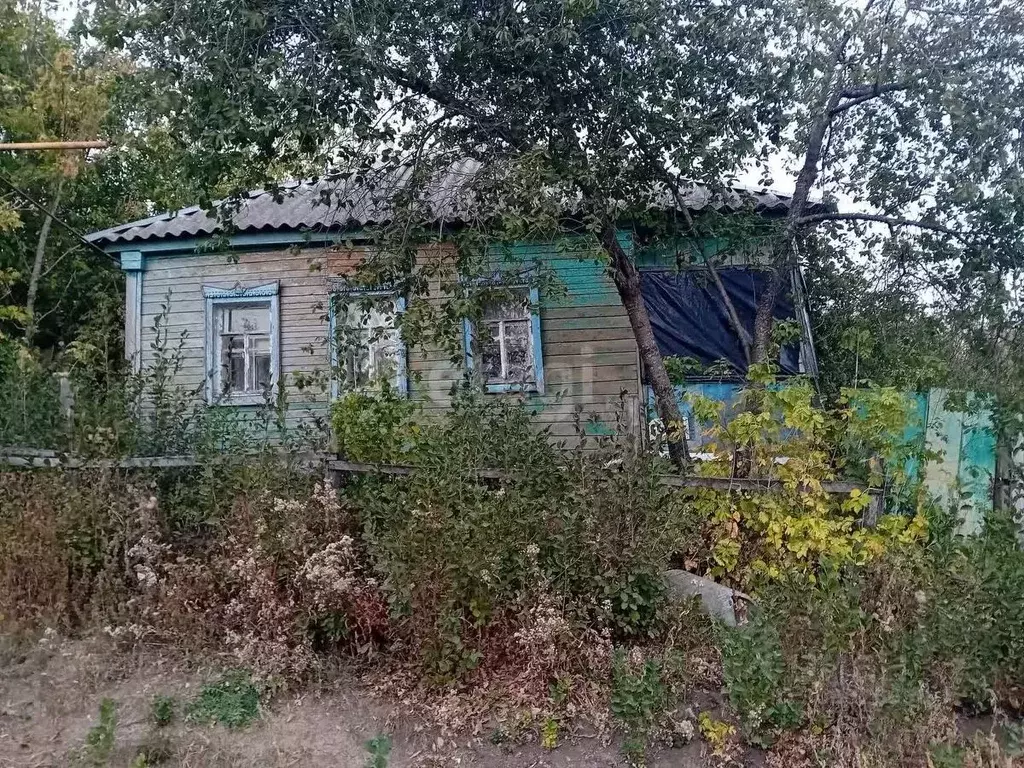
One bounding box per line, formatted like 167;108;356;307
215;301;272;396
251;336;272;389
504;319;531;380
479;290;534;386
335;295;401;391
481;322;503;381
224;307;268;334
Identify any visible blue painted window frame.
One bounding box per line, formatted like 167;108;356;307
327;285;408;399
203;282;281;406
463;284;544;395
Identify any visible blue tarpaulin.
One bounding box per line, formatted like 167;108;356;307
640;268;800;376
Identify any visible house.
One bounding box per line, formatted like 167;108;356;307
85;168;819;446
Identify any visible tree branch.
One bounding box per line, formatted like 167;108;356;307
795;212;966;241
707;259;753;366
382;65;527;150
831;82;912;115
624;127;698;229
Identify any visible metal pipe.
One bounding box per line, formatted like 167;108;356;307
0;140;108;151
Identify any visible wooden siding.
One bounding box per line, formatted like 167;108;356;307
134;240;641;444
401;240;641;441
140;248;335;433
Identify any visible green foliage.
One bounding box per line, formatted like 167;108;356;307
600;570;665;640
150;694;175;727
0;344;67;445
79;698;117;767
331;385;419;463
610;649;667;766
684;377;929;588
351;394;697;681
540;716;559;749
721;503;1024;763
719;615;802;746
364;734;392;768
927;743;966;768
186;670;260;729
839;385;931;487
0;0;228;353
663;355;705;385
914;512;1024;711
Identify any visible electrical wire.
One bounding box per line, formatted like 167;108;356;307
0;170;117;262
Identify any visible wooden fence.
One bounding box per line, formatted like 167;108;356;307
0;446;885;523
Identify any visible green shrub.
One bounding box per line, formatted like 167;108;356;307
719;614;802;746
683;378;929;590
726;502;1024;762
187;670;260;728
351;394;698;681
610;649;667;765
331;385;419;463
600;570;666;639
0;347;67;447
150;694;175;727
915;510;1024;710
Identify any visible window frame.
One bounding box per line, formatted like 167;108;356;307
463;284;545;394
203;282;280;406
327;283;408;399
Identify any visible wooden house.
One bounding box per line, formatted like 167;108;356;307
85;172;818;446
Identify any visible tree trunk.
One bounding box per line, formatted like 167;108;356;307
24;176;64;345
751;264;784;365
600;224;691;470
750;84;844;365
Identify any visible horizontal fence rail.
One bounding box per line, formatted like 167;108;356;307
0;446;883;523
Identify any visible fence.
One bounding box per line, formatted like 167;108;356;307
0;447;885;523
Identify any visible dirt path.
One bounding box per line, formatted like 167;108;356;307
0;635;714;767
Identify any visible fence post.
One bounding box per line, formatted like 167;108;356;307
57;372;74;433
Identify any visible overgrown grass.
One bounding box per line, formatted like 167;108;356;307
2;370;1023;766
713;508;1024;764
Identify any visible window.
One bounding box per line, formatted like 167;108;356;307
464;285;544;393
203;283;280;405
329;290;407;396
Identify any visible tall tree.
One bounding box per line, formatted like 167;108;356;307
0;3;113;345
752;0;1024;364
95;0;794;468
92;0;1024;466
0;1;212;353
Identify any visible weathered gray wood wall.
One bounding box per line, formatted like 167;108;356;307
134;241;643;444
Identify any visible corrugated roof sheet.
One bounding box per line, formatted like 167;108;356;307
86;159;812;247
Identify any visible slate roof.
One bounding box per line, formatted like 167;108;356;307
86;159;815;247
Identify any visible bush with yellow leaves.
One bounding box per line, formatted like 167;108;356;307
681;367;930;590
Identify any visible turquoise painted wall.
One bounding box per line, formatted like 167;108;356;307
900;390;996;531
488;236;626;309
921;390;996;533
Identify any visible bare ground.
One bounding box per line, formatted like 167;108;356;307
0;634;719;768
